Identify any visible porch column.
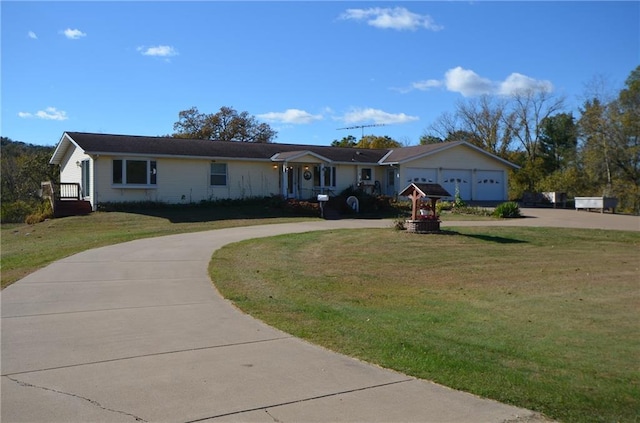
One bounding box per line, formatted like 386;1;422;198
281;162;288;197
320;164;325;194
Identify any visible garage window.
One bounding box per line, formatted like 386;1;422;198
443;177;468;184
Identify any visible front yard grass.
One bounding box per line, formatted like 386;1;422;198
210;227;640;423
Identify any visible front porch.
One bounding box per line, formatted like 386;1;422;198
41;181;92;218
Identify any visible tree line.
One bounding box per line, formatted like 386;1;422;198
419;66;639;214
1;137;58;222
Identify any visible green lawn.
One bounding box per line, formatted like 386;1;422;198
210;227;640;423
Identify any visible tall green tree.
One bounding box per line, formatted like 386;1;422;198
331;135;357;147
173;106;277;143
578;66;640;213
419;134;444;145
539;113;578;172
356;135;402;149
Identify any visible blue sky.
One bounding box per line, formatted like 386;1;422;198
2;1;638;146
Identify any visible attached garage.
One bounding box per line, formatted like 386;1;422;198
386;142;518;202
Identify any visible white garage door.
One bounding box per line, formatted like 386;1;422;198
405;168;437;185
475;170;504;201
442;170;472;200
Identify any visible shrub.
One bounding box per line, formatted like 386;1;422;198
450;206;493;217
493;201;522;218
393;217;406;231
0;200;53;224
452;184;466;208
437;201;453;214
1;200;34;223
25;201;53;224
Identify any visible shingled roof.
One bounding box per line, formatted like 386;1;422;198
52;132;389;164
51;132;519;169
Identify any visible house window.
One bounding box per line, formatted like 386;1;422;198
112;159;157;186
313;166;336;187
81;160;90;197
210;163;227;186
360;168;372;181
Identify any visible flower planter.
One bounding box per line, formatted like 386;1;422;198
405;219;441;233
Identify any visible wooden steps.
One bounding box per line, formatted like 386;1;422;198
54;200;92;218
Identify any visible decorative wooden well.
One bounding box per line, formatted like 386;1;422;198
399;183;451;233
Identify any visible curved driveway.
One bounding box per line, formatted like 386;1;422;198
2;209;637;422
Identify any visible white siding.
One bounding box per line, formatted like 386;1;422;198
224;161;280;200
94;157;281;205
59;146;93;205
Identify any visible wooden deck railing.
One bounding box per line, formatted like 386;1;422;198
41;181;82;201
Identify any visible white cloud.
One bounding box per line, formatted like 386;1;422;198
343;108;419;125
28;31;37;40
339;7;443;31
411;79;443;91
18;107;68;121
62;28;86;40
137;45;179;57
408;67;554;97
444;67;494;96
258;109;323;124
498;72;554;95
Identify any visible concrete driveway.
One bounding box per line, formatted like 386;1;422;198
2;209;637;422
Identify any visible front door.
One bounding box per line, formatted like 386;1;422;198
81;159;90;199
286;165;300;198
386;169;396;196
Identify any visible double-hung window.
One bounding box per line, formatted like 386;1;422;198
210;163;227;186
112;159;157;186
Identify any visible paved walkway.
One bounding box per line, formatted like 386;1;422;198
2;209;638;422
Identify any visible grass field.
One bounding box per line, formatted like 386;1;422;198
210;227;640;423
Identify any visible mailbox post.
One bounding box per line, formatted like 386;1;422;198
317;194;329;218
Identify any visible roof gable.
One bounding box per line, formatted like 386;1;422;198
50;133;82;165
381;141;519;169
271;150;332;163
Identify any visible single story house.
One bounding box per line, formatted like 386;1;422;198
49;132;519;210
